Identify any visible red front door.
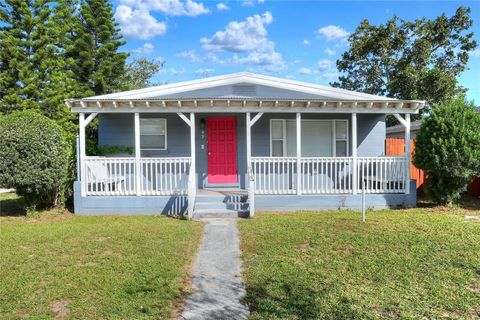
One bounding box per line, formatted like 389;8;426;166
207;117;238;184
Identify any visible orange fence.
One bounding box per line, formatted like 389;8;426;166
385;138;426;189
386;138;480;196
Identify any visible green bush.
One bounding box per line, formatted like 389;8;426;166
413;96;480;204
0;111;69;209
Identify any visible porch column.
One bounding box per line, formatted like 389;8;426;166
404;114;411;194
296;112;302;195
352;113;358;194
190;112;196;180
79;113;86;196
134;112;141;196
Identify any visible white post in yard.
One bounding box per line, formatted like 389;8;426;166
296;112;302;195
134;112;141;196
246;112;251;169
404;113;411;195
352;113;358;194
79;113;86;196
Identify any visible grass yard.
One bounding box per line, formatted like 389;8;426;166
0;193;203;319
239;207;480;319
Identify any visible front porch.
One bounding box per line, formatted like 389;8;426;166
75;111;413;217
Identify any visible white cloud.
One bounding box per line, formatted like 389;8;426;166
471;49;480;57
303;40;310;45
297;67;313;75
317;25;349;41
242;0;264;7
194;68;214;77
201;12;273;52
318;59;334;70
176;50;203;63
132;43;155;55
321;71;340;80
325;47;336;56
114;5;167;40
200;11;285;71
216;3;229;11
293;59;301;64
159;67;186;75
120;0;209;16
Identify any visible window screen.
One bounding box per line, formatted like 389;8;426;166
140;118;167;150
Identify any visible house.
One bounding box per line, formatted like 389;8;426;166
387;120;422;139
66;72;425;217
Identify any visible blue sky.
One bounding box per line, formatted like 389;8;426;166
111;0;480;103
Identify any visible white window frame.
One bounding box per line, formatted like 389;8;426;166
269;119;349;157
333;120;349;157
140;118;167;151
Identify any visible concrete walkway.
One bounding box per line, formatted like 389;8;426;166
180;218;249;319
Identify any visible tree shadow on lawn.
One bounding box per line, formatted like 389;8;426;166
0;192;25;216
244;279;369;319
417;194;480;212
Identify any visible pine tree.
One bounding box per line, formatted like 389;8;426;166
0;0;80;138
69;0;128;95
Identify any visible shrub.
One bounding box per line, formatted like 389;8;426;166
413;96;480;204
0;111;69;209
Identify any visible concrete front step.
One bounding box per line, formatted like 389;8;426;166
195;201;249;211
193;209;250;219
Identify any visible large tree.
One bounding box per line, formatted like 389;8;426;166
124;58;164;90
0;0;80;136
68;0;128;95
332;6;477;118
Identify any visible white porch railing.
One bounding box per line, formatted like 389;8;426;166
357;157;408;194
251;156;408;195
301;157;355;194
83;156;191;196
251;157;297;194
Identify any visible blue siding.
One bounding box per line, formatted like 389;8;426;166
357;114;385;156
98;113;190;157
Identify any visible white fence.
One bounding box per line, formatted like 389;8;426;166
83;157;191;196
251;156;408;195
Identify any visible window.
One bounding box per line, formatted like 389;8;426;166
140;118;167;150
270;119;348;157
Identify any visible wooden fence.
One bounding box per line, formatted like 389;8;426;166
386;138;480;196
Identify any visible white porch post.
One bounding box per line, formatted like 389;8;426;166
405;114;411;194
134;113;141;196
352;113;358;194
296;112;302;195
246;112;252;170
79;113;86;196
246;112;254;216
246;112;263;217
190;112;196;180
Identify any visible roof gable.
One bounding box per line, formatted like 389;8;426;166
83;72;395;101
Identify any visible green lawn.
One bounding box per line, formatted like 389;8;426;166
239;207;480;319
0;194;203;319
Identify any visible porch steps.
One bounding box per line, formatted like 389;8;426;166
193;189;249;219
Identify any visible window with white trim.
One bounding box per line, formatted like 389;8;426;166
270;119;348;157
140;118;167;150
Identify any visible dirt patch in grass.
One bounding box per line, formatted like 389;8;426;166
50;300;71;319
